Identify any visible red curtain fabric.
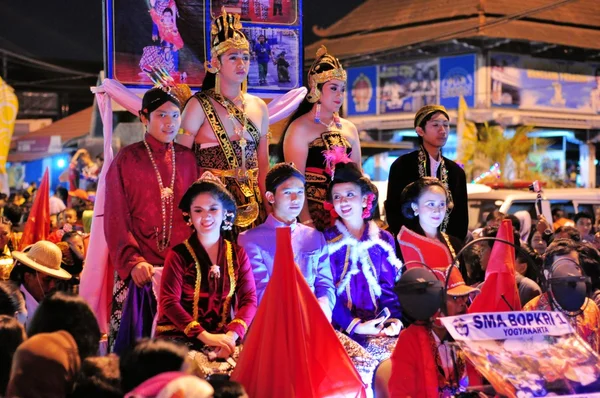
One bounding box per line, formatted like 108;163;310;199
468;219;521;313
19;168;50;250
231;227;366;397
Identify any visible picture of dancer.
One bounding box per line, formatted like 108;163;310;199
108;0;206;86
243;27;300;91
211;0;298;25
140;2;186;79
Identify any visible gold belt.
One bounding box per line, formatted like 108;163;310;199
204;168;259;180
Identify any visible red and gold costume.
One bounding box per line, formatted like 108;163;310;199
105;134;198;280
104;133;198;350
397;226;456;269
156;233;257;342
524;293;600;354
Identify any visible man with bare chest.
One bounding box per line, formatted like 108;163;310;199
178;8;269;231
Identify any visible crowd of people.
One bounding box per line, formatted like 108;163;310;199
2;7;600;398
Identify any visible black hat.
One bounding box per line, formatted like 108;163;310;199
395;266;444;322
548;259;590;314
140;87;181;117
266;163;305;194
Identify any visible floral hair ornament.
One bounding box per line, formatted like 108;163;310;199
322;146;352;177
362;193;376;219
306;45;347;104
323;201;339;222
47;223;74;244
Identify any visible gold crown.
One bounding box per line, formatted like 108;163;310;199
209;7;249;60
198;171;226;188
306;46;347;103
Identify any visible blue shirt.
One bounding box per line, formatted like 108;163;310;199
238;214;335;307
253;42;271;64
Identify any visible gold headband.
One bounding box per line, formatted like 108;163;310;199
414;105;449;128
306;46;347;103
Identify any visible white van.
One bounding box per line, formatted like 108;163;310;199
467;188;600;230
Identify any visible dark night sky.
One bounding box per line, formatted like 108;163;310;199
0;0;363;72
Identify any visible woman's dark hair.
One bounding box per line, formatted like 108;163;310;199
579;242;600;292
399;177;452;220
27;291;100;361
326;162;378;220
163;7;173;15
119;339;187;393
62;231;81;243
517;243;543;285
70;355;122;398
0;281;26;318
178;180;237;226
0;315;26;394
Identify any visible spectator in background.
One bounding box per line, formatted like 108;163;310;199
210;379;249;398
27;291;100;362
480;226;541;307
0;315;26;395
0;217;13;280
49;189;67;216
552;208;574;230
119;339;188;394
0;281;27;324
10;241;72;327
554;225;581;242
0;193;7;216
574;212;595;243
71;355;122;398
6;330;81;398
579;242;600;309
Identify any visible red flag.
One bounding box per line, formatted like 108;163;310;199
19;168;51;249
231;227;366;397
468;219;521;313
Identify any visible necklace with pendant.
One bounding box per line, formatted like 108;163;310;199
227;94;249;181
143;138;176;252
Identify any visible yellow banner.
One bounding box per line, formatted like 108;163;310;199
0;77;18;189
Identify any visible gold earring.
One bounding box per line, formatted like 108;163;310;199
215;72;221;96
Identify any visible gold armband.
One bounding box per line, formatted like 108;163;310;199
178;128;195;136
229;318;248;333
184;321;201;336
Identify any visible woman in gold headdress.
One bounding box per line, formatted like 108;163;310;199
279;46;362;231
179;8;269;232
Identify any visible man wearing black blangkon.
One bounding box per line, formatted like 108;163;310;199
385;105;468;242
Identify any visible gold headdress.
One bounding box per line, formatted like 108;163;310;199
198;171;226;188
306;46;347;103
146;66;192;107
204;7;250;74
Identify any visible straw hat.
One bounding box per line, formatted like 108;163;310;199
12;240;72;280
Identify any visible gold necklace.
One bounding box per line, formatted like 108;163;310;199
143;138;176;252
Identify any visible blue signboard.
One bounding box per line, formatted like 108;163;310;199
491;52;600;114
346;66;378;116
439;54;476;108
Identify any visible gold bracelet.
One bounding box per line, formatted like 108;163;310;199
178;128;194;136
184;321;200;336
301;219;314;225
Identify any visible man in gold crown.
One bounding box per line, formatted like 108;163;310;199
104;84;198;354
179;8;269;232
